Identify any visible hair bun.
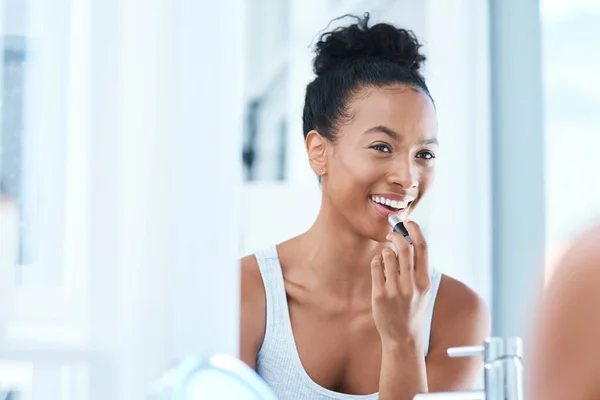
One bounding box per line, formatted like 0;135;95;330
313;13;426;77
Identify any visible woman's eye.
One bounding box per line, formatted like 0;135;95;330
370;144;392;153
417;150;436;160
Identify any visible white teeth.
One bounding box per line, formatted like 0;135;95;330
370;196;411;210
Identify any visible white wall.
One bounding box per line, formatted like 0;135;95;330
3;0;28;36
239;182;321;256
421;0;492;307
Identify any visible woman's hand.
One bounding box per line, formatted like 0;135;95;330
370;220;431;346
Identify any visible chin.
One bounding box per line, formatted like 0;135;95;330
364;220;393;243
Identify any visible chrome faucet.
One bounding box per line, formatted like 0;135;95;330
413;337;524;400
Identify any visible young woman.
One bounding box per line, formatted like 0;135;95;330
240;14;489;400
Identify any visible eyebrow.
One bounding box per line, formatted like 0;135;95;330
364;125;439;146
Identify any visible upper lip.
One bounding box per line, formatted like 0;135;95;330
370;193;415;202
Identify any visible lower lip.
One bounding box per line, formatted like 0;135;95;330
371;199;410;219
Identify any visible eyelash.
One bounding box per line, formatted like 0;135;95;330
369;144;437;160
416;150;436;160
370;144;392;153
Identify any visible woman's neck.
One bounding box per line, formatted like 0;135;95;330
287;203;386;299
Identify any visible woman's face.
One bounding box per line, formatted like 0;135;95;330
310;84;438;241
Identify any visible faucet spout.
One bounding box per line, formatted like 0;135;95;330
413;389;486;400
413;337;523;400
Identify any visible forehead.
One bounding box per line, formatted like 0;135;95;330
343;85;438;140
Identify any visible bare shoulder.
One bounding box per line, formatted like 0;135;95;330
430;274;490;348
540;224;600;323
543;224;600;308
550;224;600;284
425;274;491;390
529;223;600;400
239;254;267;369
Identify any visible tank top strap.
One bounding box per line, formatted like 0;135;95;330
253;245;289;352
422;265;442;355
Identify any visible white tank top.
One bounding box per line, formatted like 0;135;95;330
254;245;442;400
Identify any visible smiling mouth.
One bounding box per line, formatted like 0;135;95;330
370;195;413;213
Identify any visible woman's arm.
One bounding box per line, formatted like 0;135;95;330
239;255;266;370
372;222;489;399
377;276;490;398
425;275;490;391
378;337;428;400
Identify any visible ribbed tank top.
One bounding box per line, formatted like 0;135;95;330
254;245;442;400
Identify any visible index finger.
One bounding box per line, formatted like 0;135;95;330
403;220;429;279
386;230;413;275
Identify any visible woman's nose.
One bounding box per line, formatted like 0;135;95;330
386;160;419;189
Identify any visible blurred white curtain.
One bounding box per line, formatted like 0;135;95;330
88;0;246;398
0;0;245;398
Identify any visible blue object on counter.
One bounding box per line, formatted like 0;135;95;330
149;354;278;400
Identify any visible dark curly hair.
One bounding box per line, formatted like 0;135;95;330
303;13;433;141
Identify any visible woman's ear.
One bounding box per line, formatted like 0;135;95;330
306;130;328;176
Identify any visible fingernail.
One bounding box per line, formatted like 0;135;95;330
385;233;391;240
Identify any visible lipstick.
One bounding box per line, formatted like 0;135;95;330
388;214;412;245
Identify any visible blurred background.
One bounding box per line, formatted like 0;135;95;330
0;0;599;398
